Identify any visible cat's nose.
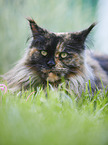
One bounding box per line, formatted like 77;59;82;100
47;60;55;67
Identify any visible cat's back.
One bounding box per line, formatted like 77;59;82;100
93;54;108;75
86;51;108;89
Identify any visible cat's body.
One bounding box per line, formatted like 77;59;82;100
2;18;108;95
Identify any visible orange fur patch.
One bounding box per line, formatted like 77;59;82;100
31;24;38;33
47;72;59;82
55;52;59;58
56;42;64;52
29;47;38;56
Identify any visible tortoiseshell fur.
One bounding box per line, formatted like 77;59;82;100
2;18;108;95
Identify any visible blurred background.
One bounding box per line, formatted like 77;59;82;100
0;0;103;74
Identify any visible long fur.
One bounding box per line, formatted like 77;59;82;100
67;53;95;95
1;50;41;92
1;50;108;95
1;50;95;95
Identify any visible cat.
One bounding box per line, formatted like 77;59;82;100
1;18;108;95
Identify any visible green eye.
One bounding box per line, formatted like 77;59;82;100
60;52;68;58
41;50;47;56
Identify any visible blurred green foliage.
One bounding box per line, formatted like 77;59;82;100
0;0;98;74
0;85;108;145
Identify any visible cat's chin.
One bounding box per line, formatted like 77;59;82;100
46;72;60;83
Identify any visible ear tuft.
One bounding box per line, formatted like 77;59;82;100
78;22;96;42
85;22;96;36
26;17;45;37
26;17;40;35
26;17;37;25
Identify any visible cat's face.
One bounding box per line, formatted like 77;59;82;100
27;18;95;84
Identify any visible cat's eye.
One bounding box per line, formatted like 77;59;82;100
60;52;68;58
41;50;47;56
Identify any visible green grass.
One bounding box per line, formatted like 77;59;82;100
0;85;108;145
1;1;108;145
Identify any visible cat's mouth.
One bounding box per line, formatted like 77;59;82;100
40;68;67;83
47;72;60;83
40;69;61;83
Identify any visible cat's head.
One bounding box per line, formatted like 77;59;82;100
26;18;95;84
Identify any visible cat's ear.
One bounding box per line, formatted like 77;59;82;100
78;23;96;42
27;17;44;36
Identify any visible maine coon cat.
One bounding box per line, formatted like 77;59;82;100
2;18;108;95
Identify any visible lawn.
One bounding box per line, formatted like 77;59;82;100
0;84;108;145
1;0;108;145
